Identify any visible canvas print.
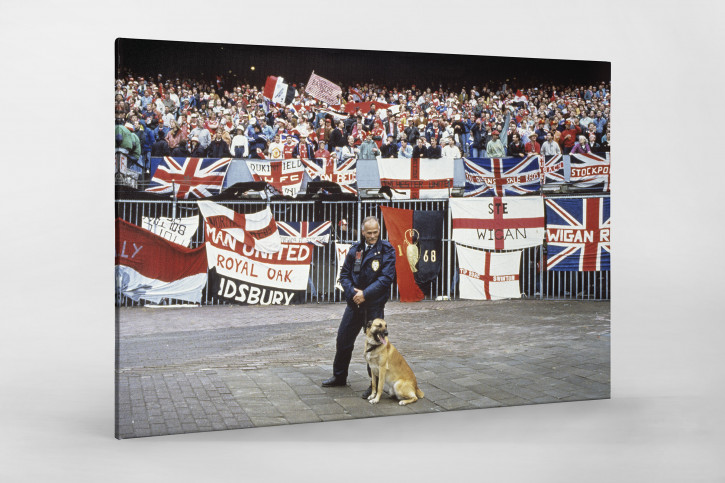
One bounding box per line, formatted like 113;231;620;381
115;39;611;438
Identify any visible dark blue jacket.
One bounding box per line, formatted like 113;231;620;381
340;239;396;309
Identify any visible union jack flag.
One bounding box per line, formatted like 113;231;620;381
569;152;610;192
277;221;332;246
545;197;610;271
463;155;542;197
541;154;566;186
146;157;231;199
300;157;358;195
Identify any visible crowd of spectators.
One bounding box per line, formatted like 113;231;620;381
115;73;610;172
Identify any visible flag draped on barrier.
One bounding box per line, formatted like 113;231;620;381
198;201;310;305
147;157;232;199
377;157;454;199
569;153;610;191
545;197;610;271
115;218;207;303
141;215;199;247
300;156;358;195
206;241;312;305
455;244;522;300
381;206;443;302
450;197;545;250
246;159;306;197
541;154;566;186
463;155;542;196
197;200;281;254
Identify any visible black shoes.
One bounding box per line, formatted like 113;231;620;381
361;385;373;399
321;376;347;387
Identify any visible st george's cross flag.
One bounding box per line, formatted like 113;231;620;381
455;244;522;300
463;155;542;197
381;206;444;302
263;76;296;106
147;157;232;199
115;218;207;303
569;152;610;191
197;200;282;254
545;197;610;271
246;158;306;197
541;154;566;186
450;197;545;250
300;156;358;195
377;157;454;199
277;221;331;246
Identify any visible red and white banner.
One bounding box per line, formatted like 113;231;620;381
456;244;521;300
305;72;342;105
141;215;199;247
206;233;312;305
197;200;281;254
569;152;610;191
246;159;306;197
377;157;454;199
115;219;207;303
334;242;352;291
450;197;545;250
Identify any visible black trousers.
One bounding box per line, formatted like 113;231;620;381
332;303;385;380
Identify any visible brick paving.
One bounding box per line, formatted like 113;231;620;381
116;299;610;438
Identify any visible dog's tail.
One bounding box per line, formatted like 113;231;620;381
416;386;424;399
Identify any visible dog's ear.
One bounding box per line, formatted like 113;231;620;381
364;319;374;331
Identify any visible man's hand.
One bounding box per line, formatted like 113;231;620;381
353;288;365;305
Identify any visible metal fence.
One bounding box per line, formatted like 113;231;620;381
115;194;609;306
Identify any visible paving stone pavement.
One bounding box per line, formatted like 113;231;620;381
116;299;610;438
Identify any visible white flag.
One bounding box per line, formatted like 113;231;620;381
456;244;521;300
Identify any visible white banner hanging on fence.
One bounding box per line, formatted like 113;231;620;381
456;244;521;300
141;215;199;247
334;242;352;291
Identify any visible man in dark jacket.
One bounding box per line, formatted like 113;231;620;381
404;119;420;144
328;120;345;155
207;130;231;157
411;137;428;158
380;135;399;158
322;217;396;398
427;137;442;159
470;118;486;158
170;139;190;157
151;135;171;156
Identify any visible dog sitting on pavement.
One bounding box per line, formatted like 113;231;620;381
363;318;424;405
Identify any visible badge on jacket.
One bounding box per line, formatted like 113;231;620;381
371;259;380;272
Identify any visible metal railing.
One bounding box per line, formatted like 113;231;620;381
115;195;610;306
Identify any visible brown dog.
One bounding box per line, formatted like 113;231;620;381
364;318;424;405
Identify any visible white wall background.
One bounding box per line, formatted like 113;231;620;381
1;1;723;481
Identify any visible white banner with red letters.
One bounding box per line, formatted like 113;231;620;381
456;244;521;300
